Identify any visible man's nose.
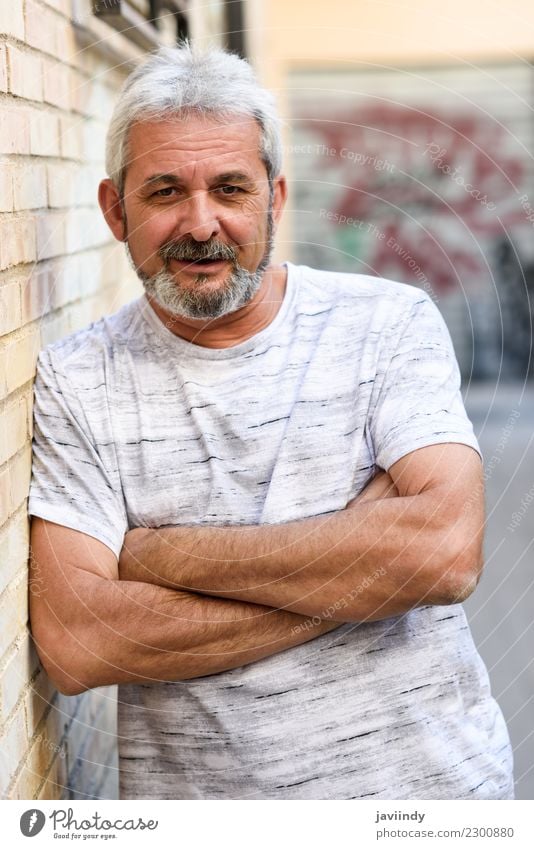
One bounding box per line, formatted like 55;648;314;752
177;191;221;242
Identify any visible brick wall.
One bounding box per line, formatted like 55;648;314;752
0;0;142;800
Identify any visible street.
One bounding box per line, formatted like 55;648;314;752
464;382;534;800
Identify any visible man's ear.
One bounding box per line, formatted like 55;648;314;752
271;174;287;232
98;179;127;242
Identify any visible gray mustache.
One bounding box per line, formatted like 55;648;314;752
159;239;237;264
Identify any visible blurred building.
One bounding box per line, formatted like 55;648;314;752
252;0;534;380
250;0;534;801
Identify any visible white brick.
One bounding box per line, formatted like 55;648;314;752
0;45;7;94
26;390;33;439
65;209;108;253
46;162;75;208
68;290;114;332
21;263;55;323
54;15;80;66
0;573;28;666
72;40;113;77
82;119;107;164
0;634;40;721
59;114;83;160
0;396;26;466
45;701;67;749
72;74;115;122
12;164;47;211
36;757;63;800
6;44;43;103
70;69;91;117
42;0;71;14
0;508;29;594
2;329;40;398
7;762;44;800
43;58;71;110
0;217;37;271
0;280;22;337
0;105;30;155
0;464;9;526
25;666;56;737
36;753;68;800
53;258;79;311
47;162;98;208
0;702;26;794
0;0;25;40
0;163;14;213
25;0;57;57
10;728;59;799
70;250;101;296
101;242;131;287
29;109;60;157
49;255;78;308
36;212;65;260
7;443;32;514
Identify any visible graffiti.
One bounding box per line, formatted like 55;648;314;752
291;101;528;294
423;143;496;211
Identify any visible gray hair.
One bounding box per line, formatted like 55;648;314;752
105;44;283;196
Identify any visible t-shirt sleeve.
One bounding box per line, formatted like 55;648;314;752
28;348;128;558
369;293;481;471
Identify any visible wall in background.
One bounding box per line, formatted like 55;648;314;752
0;0;141;801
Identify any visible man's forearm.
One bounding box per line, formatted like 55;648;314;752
33;570;338;695
119;470;475;622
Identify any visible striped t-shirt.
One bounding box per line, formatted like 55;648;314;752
29;263;513;799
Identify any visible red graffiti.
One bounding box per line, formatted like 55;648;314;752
295;102;527;292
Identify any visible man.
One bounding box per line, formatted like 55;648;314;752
29;45;513;800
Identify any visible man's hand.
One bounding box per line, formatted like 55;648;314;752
119;443;484;622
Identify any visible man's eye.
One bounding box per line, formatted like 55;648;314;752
218;185;242;196
153;187;177;197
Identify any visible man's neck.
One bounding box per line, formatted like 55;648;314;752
146;264;288;349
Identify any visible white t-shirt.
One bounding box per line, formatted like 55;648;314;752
29;263;513;799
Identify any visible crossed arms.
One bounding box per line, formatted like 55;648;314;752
30;442;484;696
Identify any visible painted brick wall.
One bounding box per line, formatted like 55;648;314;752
0;0;142;800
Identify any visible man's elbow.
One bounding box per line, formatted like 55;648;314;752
436;567;481;605
50;668;90;698
33;639;92;696
429;537;484;605
30;612;94;697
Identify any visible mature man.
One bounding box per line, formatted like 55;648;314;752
29;46;513;800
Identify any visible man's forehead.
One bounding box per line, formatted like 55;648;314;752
123;113;265;184
127;113;262;158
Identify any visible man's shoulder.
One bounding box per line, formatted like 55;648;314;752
38;297;144;372
295;263;431;311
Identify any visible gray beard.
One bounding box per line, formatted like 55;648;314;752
140;262;266;321
127;214;274;321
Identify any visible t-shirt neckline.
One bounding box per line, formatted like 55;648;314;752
137;261;299;360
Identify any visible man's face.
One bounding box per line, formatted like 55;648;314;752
117;113;285;320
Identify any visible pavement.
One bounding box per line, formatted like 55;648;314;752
463;381;534;800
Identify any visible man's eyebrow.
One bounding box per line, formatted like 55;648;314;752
140;171;255;189
141;174;184;189
213;172;255;185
